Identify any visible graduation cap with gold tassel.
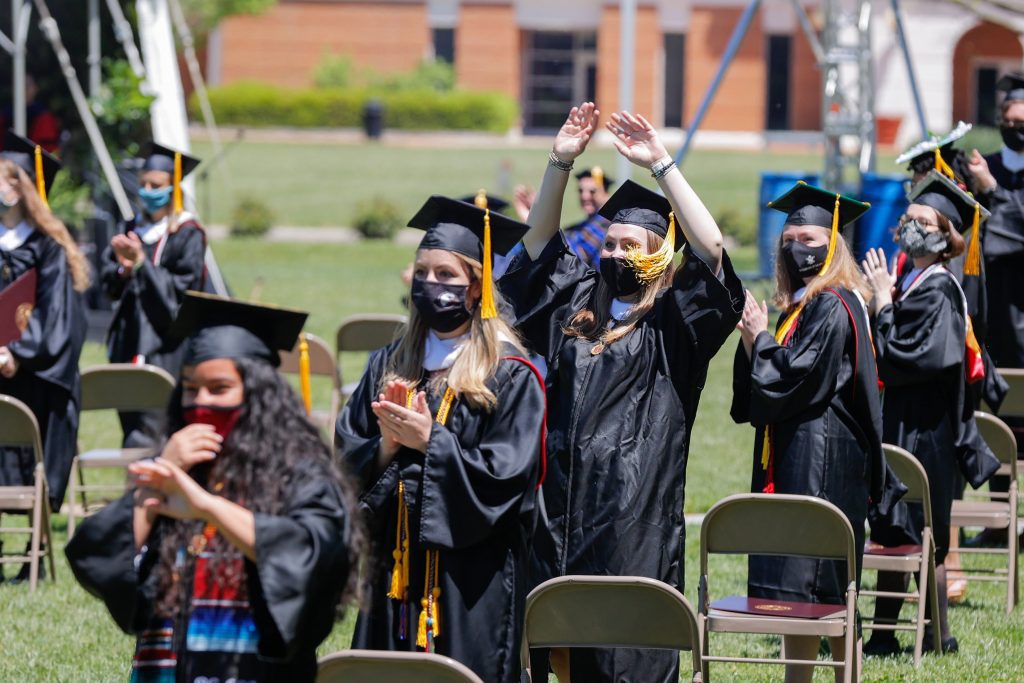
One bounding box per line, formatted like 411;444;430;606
896;121;972;179
2;130;61;208
141;142;201;214
598;179;684;283
407;195;530;320
908;170;990;276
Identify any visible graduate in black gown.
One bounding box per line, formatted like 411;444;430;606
732;182;898;682
0;131;88;522
101;144;209;447
66;292;360;681
500;104;743;683
861;171;1001;656
336;196;545;683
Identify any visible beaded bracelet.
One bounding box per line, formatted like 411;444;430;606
548;151;574;172
651;158;676;180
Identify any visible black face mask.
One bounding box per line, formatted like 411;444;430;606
410;279;473;333
781;240;828;284
1000;126;1024;152
599;257;644;297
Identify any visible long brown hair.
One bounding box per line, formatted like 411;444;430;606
385;252;527;412
772;231;870;310
2;159;91;292
563;230;675;345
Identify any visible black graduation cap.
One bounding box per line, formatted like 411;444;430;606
408;195;528;261
575;166;615;191
767;181;870;233
907;170;990;233
598;179;683;245
2;129;61;201
997;72;1024;103
895;122;971;175
459;191;509;212
172;291;309;368
141;142;201;177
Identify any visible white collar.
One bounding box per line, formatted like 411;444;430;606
610;298;633;321
423;330;471;371
792;286;808;303
1001;146;1024;173
135;211;193;245
0;221;32;251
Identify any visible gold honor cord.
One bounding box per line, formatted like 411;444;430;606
624;210;676;283
34;146;47;208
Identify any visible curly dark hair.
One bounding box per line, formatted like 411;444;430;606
151;357;366;618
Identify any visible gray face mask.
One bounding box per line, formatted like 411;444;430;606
0;192;16;215
898;219;947;258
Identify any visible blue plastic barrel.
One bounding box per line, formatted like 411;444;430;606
856;172;907;263
757;172;819;278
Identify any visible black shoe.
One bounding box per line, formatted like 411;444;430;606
922;635;958;654
863;634;901;657
8;558;45;585
964;529;1008;548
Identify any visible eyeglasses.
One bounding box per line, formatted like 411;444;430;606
898;215;939;229
1002;120;1024;130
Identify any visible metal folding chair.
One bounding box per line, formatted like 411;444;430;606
279;331;341;430
316;649;483;683
335;314;406;404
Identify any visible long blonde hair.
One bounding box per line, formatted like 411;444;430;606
2;160;91;292
563;230;675;345
384;252;527;412
772;231;870;310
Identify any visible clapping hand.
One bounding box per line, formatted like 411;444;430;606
111;232;145;271
736;290;769;358
372;380;434;457
552;102;600;163
606;111;670;169
861;247;897;313
130;458;213;521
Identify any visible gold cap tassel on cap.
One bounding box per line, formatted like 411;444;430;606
817;194;841;277
624;211;676;283
591;166;605;188
298;335;313;415
480;207;497;319
935;147;956;180
172;151;184;213
34;145;47;208
964;201;982;277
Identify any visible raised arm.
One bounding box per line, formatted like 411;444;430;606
606;111;723;273
522;102;600;259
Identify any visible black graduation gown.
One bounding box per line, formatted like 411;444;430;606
101;218;206;446
64;457;352;681
335;343;544;683
732;288;888;605
500;233;743;683
869;269;998;562
980;152;1024;370
0;228;86;509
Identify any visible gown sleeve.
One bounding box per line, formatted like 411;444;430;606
251;460;352;659
413;360;544;550
498;232;592;360
132;226;206;335
7;238;81;379
873;278;964;388
739;292;849;427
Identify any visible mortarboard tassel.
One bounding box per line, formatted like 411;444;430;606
173;151;184;214
480;208;497;319
624;211;676;283
298;335;313;415
817;194;841;277
387;481;410;603
474;189;488;210
935;147;956;181
34;145;47;208
964;201;981;277
591;166;605;189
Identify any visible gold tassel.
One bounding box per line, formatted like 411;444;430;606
935;147;956;180
387;481;410;600
817;195;841;277
591;166;605;189
172;151;183;213
474;189;488;209
34;146;47;208
624;211;676;283
416;596;429;648
481;208;497;319
298;335;312;415
964;202;981;277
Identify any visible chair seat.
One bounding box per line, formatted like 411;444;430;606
78;448;150;468
951;500;1011;528
0;486;37;510
708;595;848;637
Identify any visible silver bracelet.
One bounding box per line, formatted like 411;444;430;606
548;151;574;172
651;157;676;179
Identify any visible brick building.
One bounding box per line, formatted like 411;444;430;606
204;0;1024;142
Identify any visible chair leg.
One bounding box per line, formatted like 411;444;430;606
29;465;44;593
913;556;928;667
1010;496;1018;613
699;614;710;683
43;497;56;583
67;456;80;537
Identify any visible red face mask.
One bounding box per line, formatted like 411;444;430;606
182;404;244;439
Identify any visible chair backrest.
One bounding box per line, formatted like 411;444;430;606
80;364;177;413
317;649;484;683
521;576;700;652
0;394;43;463
992;368;1024;418
279;332;339;388
336;314;406;357
700;493;857;587
882;444;932;525
975;410;1018;478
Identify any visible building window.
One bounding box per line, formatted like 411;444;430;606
433;28;455;64
975;66;1000;126
766;35;791;131
523;31;597;130
663;33;685;128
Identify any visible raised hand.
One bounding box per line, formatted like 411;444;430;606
130;458;213;521
513;184;535;222
736;290;769;358
861;247;896;313
967;149;997;193
111;232;145;270
160;423;222;472
372;390;434;453
606;111;670;169
552;102;600;162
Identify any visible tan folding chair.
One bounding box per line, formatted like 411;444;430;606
860;444;941;665
0;394;56;592
698;493;858;682
988;367;1024;517
519;575;702;683
948;411;1019;612
316;649;483;683
66;364;176;536
279;332;341;431
336;314;406;403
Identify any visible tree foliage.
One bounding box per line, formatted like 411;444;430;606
178;0;277;34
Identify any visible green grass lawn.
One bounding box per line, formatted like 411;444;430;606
1;143;1020;680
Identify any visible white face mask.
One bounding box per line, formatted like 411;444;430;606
0;191;17;213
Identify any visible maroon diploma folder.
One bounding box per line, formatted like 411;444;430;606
711;595;847;620
0;267;37;346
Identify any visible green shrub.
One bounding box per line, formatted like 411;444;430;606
352;197;403;240
230;194;275;238
716;206;756;246
194;83;518;132
313;53;355;89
